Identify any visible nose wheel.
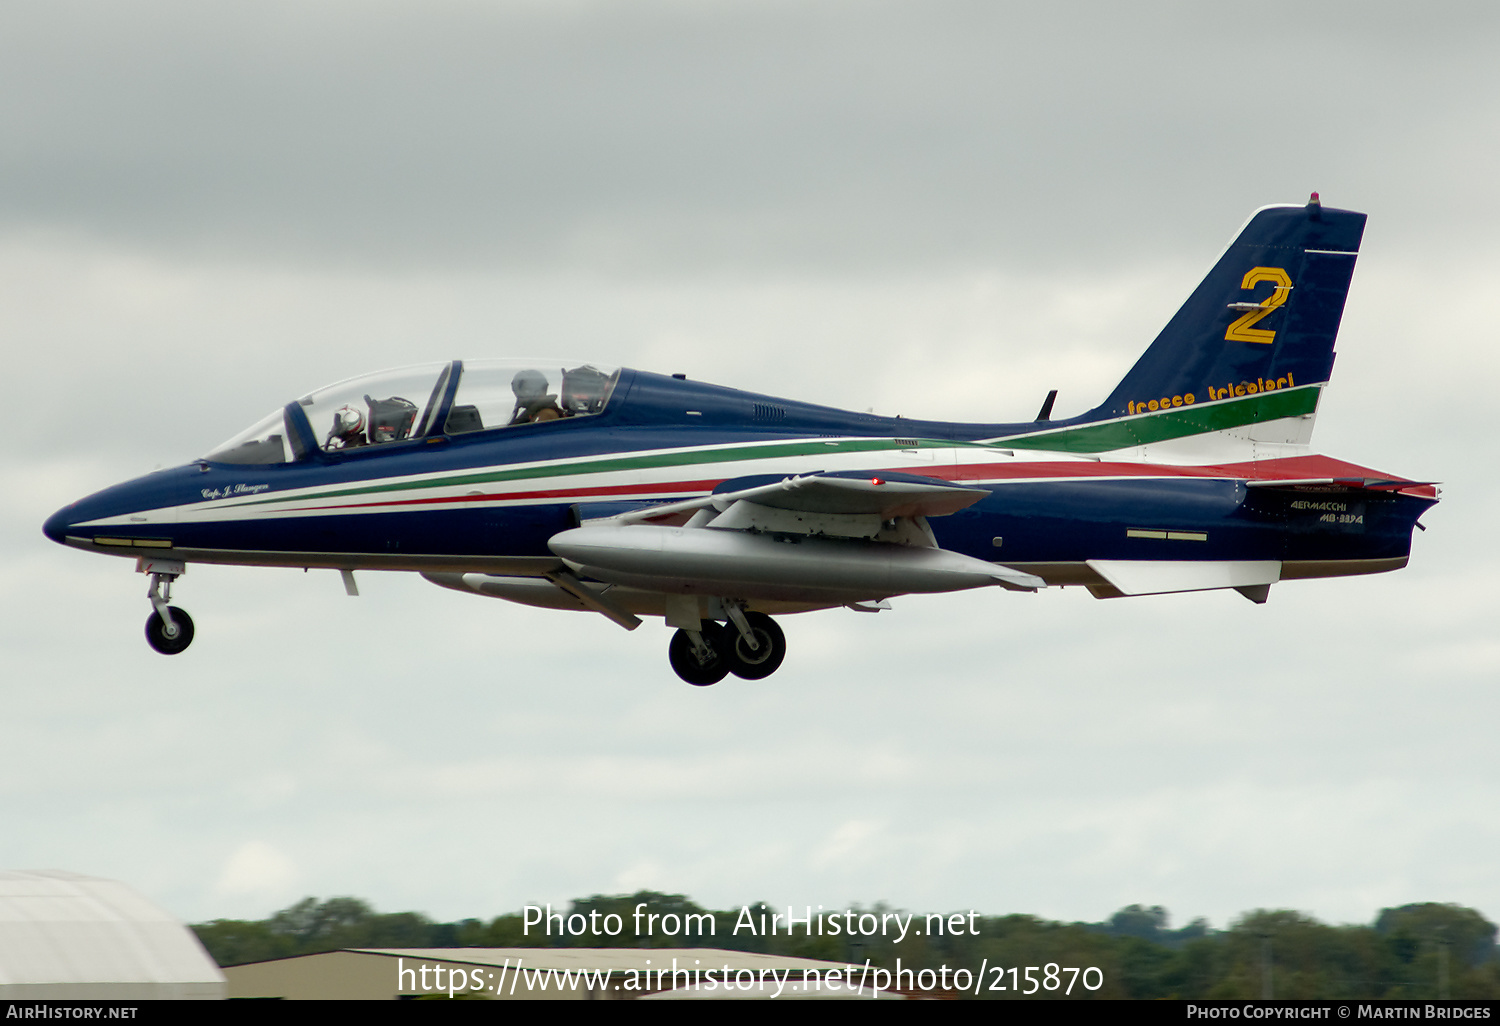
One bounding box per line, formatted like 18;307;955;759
146;606;195;655
142;560;195;655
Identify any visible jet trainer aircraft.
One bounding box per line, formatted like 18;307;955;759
45;196;1437;684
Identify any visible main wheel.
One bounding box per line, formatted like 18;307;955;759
145;606;195;655
668;625;729;686
724;612;786;680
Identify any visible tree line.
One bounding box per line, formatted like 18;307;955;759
192;893;1500;999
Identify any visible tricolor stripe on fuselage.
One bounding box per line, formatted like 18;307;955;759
67;427;1434;579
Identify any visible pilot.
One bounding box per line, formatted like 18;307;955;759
560;365;610;416
509;369;563;425
324;405;368;449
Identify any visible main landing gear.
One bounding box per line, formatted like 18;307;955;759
667;611;786;686
142;560;195;655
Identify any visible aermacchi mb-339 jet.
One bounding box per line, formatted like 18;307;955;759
45;196;1437;684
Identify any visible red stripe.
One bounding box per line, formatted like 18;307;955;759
948;454;1429;490
275;454;1432;515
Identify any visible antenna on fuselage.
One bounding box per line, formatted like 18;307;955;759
1035;389;1058;422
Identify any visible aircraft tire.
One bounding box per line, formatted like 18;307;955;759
725;613;785;680
145;606;195;655
668;625;730;686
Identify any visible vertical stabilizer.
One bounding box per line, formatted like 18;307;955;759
1014;197;1367;457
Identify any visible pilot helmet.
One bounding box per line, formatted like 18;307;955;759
561;365;609;414
332;405;364;439
511;369;549;400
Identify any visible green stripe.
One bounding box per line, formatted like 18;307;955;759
1002;387;1321;453
221;437;919;508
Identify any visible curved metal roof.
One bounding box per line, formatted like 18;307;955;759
0;870;225;999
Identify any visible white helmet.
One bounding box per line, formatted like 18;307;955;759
330;405;364;443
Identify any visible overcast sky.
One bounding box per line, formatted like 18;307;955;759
3;0;1497;935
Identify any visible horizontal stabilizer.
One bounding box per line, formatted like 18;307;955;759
1086;559;1281;597
1244;477;1438;492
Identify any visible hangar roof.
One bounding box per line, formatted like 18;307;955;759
0;869;225;997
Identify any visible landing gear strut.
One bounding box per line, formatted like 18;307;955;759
142;560;194;655
668;623;730;686
721;609;786;680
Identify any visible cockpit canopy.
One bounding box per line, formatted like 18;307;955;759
204;360;621;465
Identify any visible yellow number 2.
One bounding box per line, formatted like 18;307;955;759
1225;267;1293;344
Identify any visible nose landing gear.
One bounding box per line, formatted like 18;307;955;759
146;605;195;655
141;558;195;655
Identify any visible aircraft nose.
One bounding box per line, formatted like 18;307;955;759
42;465;197;550
42;503;76;545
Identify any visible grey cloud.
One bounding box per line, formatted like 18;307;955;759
4;1;1500;271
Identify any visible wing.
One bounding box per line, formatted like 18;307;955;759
582;472;990;529
553;473;1046;602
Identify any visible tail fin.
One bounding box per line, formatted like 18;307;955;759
1027;196;1365;456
